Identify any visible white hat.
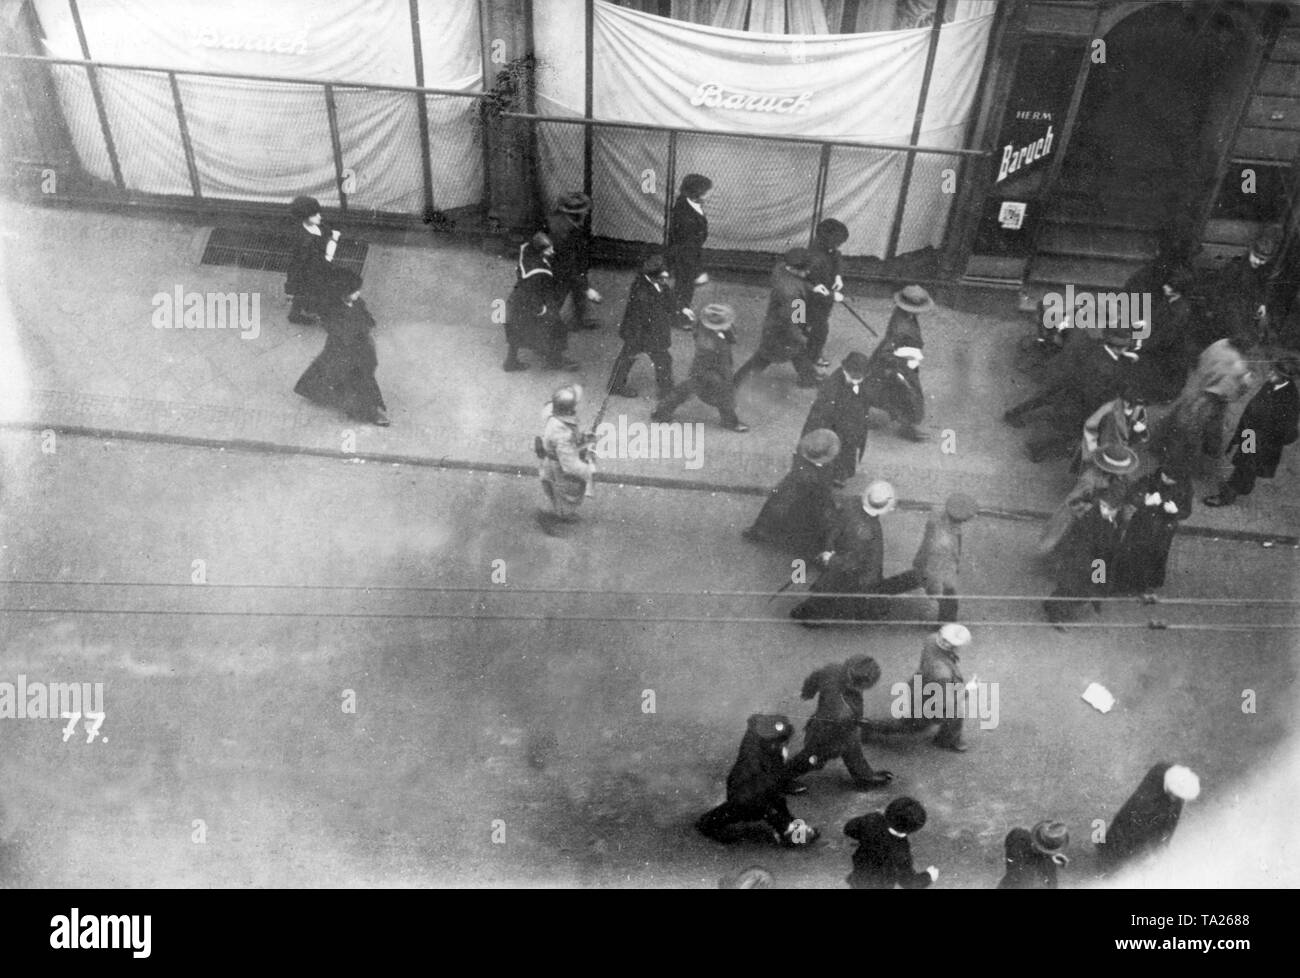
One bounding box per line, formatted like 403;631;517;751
937;623;971;650
1164;765;1201;801
862;480;896;516
893;346;924;361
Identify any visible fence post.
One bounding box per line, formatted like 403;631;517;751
324;83;348;214
886;0;947;259
168;71;201;199
68;0;124;192
408;0;436;218
662;128;677;247
583;0;594;200
809;142;832;246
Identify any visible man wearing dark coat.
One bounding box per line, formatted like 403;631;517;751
665;173;711;328
1202;229;1285;350
1129;265;1194;403
1112;468;1192;594
652;303;747;431
503;232;569;372
1097;762;1200;874
608;253;683;399
802;350;872;487
742;429;839;558
1204;356;1300;506
285;195;340;325
997;821;1070;889
696;714;819;847
790;480;899;625
1004;328;1138;462
732;248;820;389
843;796;937;889
805;218;848;367
864;285;931;441
1042;481;1126;629
877;493;978;623
546;191;602;331
294;270;388;426
785;656;894;793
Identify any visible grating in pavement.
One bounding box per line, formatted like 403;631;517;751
200;227;368;275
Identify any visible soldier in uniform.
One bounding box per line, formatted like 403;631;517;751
801;350;872;487
1096;763;1200;874
862;623;973;753
546;191;602;331
805;219;848;367
732;248;820;389
696;714;820;848
1203;355;1300;507
843;797;938;890
666;173;712;329
608;252;684;399
790;480;900;625
536;384;595;536
877;492;978;622
652;303;748;431
742;429;840;559
784;655;895;793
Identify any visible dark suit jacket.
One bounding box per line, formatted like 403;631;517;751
844;813;932;889
666;196;708;278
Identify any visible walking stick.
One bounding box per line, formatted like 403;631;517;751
840;300;879;337
580;362;622;498
766;578;798;604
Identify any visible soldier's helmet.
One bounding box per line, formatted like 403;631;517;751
862;480;896;516
551;384;583;415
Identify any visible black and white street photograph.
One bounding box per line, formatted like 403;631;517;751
0;0;1297;924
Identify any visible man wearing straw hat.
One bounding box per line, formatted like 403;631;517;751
652;303;748;431
998;820;1070;889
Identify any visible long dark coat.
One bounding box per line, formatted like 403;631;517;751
1135;296;1192;403
285;223;336;300
747;455;838;558
803;371;871;471
546;210;590;287
756;264;810;361
294;298;384;421
997;828;1061;889
1205;256;1281;348
1229;378;1300;478
505;243;558;353
1014;334;1134;434
724;728;789;810
843;813;932;889
666;196;708;282
1112;473;1192;594
1097;762;1185;872
619;274;677;354
805;244;841;326
864;356;925;425
1050;500;1123;612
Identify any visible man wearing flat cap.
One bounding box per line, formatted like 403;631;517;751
733;248;821;390
801;350;873;487
608;252;683;399
546;191;603;331
878;492;978;622
697;714;820;848
1204;354;1300;506
862;624;974;753
653;303;748;431
785;656;895;793
743;429;840;558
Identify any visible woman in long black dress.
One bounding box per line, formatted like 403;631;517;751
1112;467;1192;595
294;269;389;426
666;173;711;329
503;232;562;372
285;195;341;325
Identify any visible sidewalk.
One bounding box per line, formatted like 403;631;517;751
2;198;1297;543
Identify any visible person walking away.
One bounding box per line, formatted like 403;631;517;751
742;429;839;559
666;173;712;329
997;821;1070;889
285;195;341;325
732;249;820;389
293;270;388;426
1096;763;1200;874
802;350;872;487
608;252;682;399
652;303;748;431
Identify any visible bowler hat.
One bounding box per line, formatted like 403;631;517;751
289;195;321;220
814;218;849;249
884;797;927;835
1164;765;1201;801
944;493;978;523
842;351;871;377
557;191;592;215
679;173;713;200
1030;820;1070;855
893;284;934;313
1250;229;1281;261
1092;445;1138;476
641;252;668;276
798;429;840;465
783;247;811;270
747;713;793;742
845;655;881;688
862;480;896;516
701;303;735;329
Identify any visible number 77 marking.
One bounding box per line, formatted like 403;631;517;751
61;712;81;742
84;712;105;743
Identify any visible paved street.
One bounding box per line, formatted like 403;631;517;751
0;434;1295;887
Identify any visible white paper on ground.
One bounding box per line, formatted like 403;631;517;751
1082;682;1115;713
